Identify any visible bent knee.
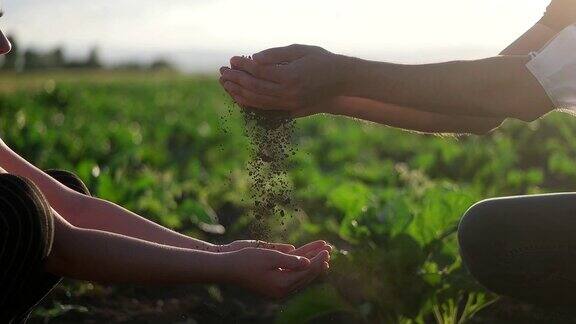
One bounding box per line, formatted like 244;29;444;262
45;169;91;196
0;174;54;260
458;198;513;290
459;196;576;304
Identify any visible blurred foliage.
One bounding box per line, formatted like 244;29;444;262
0;72;574;323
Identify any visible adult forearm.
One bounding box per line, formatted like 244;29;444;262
337;55;552;121
500;22;557;55
47;215;229;284
329;96;503;135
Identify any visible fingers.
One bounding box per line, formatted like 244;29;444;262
292;240;332;259
221;80;287;110
231;95;249;108
247;240;295;253
219;76;247;107
277;250;330;296
270;250;310;271
252;44;309;65
219;67;283;97
229;56;285;83
268;243;296;253
290;261;329;293
292;251;330;292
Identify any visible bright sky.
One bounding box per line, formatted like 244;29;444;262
2;0;550;72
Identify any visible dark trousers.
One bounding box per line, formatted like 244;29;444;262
459;193;576;307
0;170;90;323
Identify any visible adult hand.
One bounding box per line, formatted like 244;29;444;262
219;44;346;117
227;247;330;298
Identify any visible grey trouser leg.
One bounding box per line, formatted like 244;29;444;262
459;193;576;306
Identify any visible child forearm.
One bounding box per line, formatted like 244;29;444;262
0;142;216;251
46;211;229;284
74;197;217;251
46;210;325;298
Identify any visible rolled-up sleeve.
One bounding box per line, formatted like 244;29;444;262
526;25;576;111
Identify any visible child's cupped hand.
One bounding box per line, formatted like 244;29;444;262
225;246;330;299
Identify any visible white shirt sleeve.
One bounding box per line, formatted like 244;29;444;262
526;24;576;112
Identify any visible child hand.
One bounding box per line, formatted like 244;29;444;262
291;240;333;259
226;247;330;298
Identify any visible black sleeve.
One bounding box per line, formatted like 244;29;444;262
539;0;576;31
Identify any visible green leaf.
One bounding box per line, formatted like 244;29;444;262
180;200;218;225
328;182;371;217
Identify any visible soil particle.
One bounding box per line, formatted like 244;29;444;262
241;107;296;239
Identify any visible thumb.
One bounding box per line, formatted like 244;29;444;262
253;44;308;65
270;251;310;271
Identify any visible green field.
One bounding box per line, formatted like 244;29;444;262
1;71;575;323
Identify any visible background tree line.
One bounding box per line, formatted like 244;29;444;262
0;35;175;72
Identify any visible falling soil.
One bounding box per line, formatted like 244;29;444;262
241;107;296;239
